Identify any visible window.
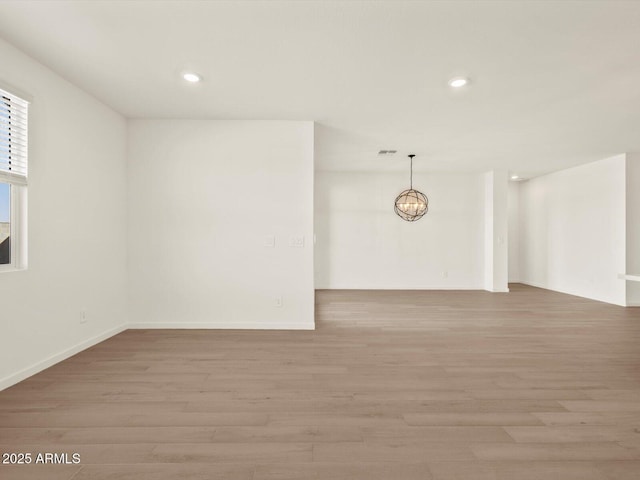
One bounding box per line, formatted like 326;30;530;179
0;86;28;271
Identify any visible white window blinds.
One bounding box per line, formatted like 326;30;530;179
0;87;28;185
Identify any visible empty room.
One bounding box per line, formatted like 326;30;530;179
1;1;640;479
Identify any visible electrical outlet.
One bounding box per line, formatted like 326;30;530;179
289;235;304;248
80;310;87;324
274;296;283;307
264;235;275;247
442;271;448;279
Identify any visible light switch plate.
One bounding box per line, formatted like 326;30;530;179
264;235;275;247
289;235;304;248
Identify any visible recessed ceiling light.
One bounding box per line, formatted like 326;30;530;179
448;77;468;88
511;175;519;180
183;72;201;83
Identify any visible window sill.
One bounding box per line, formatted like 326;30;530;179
0;266;27;274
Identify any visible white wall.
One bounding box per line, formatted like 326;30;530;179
626;153;640;306
127;120;314;329
315;171;485;289
508;182;520;282
483;170;509;292
519;154;627;306
0;38;128;388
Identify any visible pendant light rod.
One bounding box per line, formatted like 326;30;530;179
408;154;415;189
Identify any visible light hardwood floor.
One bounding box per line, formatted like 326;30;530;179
1;284;640;479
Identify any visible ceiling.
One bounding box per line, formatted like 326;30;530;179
0;1;639;177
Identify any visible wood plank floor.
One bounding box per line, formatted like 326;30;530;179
1;284;640;479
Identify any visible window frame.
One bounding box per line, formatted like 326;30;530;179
0;183;25;272
0;84;29;273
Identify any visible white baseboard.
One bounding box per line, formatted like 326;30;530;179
517;281;627;307
128;321;315;330
518;280;555;291
485;288;510;293
316;285;485;291
0;319;314;391
0;324;127;392
625;302;640;307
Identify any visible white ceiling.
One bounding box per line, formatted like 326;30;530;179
0;1;639;177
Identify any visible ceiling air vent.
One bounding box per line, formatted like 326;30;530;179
378;150;397;155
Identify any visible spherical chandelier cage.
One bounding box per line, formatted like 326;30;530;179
394;188;429;222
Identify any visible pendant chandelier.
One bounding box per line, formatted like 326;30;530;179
394;154;428;222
